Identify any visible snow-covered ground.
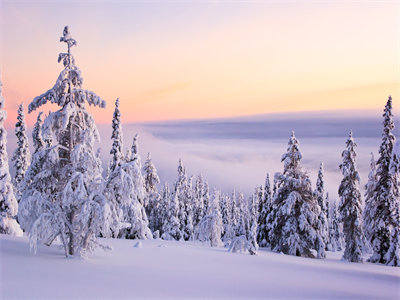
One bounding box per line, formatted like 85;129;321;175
0;234;399;299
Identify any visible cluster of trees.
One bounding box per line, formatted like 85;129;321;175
0;27;398;266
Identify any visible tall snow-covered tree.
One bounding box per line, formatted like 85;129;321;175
314;163;330;250
197;189;223;247
367;97;398;264
18;26;111;257
363;152;377;247
32;112;44;153
0;77;23;236
338;131;366;262
267;132;325;258
257;173;271;247
109;98;123;173
161;183;181;241
143;152;161;233
12;103;31;200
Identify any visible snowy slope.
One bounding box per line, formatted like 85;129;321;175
0;234;399;299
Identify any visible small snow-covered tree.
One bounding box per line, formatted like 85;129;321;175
109;98;123;174
247;189;259;254
257;173;271;247
143;152;161;233
220;192;232;240
12;103;31;200
143;152;160;194
367;97;398;264
120;138;152;240
230;189;239;236
338;131;366;262
383;141;400;266
363;152;377;248
161;184;182;241
268;132;325;258
329;199;344;251
32;112;44;153
236;192;249;237
18;26;111;256
197;189;223;247
193;174;205;229
0;77;23;236
314;163;330;250
174;159;194;240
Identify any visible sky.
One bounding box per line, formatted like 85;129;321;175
1;0;400;126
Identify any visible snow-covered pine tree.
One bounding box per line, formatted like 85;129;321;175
109;98;123;174
363;152;377;248
32;112;44;154
329;199;344;251
18;26;111;256
268;132;325;258
0;78;23;236
338;131;366;262
12;103;31;200
197;189;223;247
143;152;161;233
314;163;330;250
161;183;182;240
257;173;271;247
367;97;398;264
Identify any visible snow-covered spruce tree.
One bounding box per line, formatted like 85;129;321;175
220;192;232;240
12;103;31;200
314;163;330;250
230;189;239;236
174;159;194;240
197;189;223;247
118;137;152;240
338;131;366;262
363;152;377;249
32;112;44;153
236;192;249;237
223;195;236;244
247;189;259;254
0;78;23;236
367;97;398;264
143;152;161;233
18;26;111;256
268;132;325;258
193;174;205;229
383;141;400;266
109;98;123;174
257;173;271;247
161;183;182;240
329;200;344;251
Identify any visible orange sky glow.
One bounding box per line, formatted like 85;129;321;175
1;1;399;126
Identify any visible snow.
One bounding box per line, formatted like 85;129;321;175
1;234;399;299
